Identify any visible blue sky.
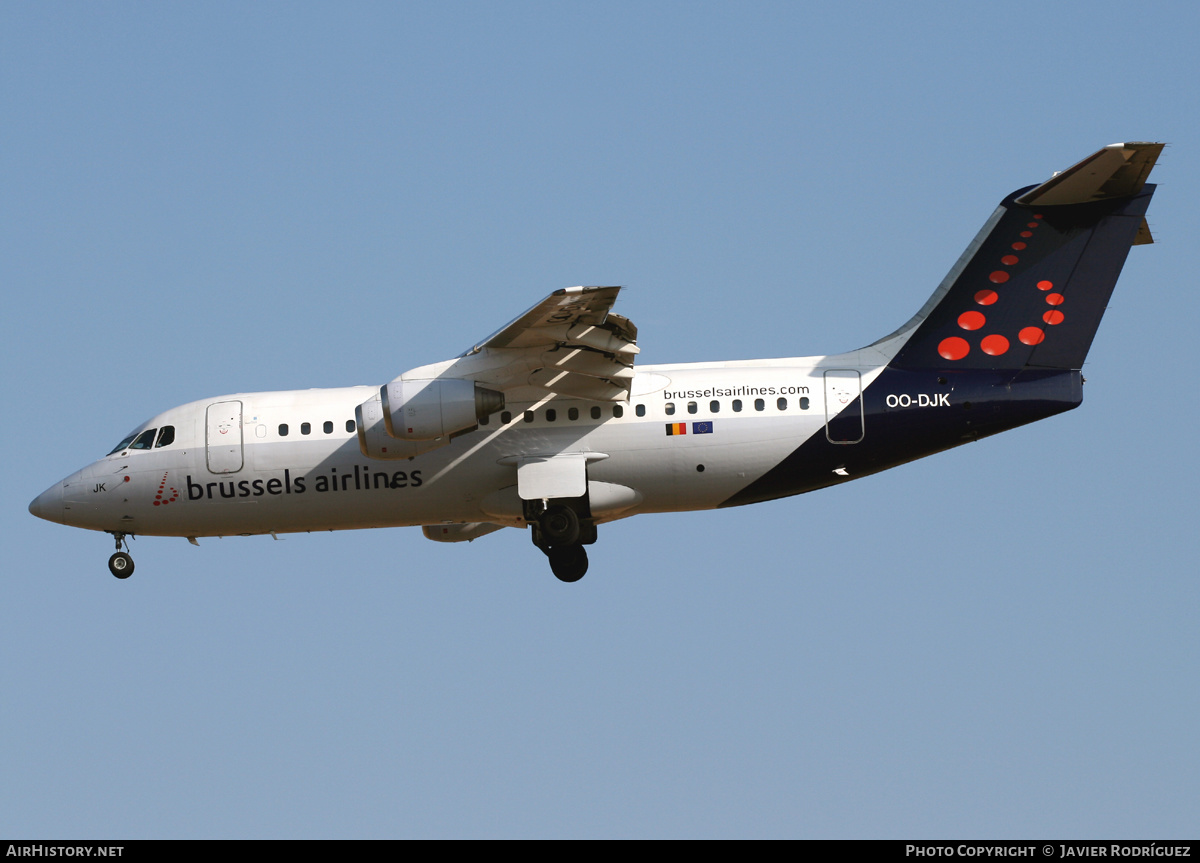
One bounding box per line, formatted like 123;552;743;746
3;1;1198;838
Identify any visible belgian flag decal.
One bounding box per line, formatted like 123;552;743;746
665;423;687;436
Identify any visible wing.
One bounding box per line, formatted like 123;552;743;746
455;286;640;402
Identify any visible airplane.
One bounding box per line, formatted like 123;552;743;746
29;142;1162;583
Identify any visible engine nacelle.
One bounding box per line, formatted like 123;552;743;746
381;379;504;441
356;394;446;460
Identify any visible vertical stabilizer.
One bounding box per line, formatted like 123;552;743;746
889;143;1160;372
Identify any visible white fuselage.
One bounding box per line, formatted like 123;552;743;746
47;355;887;539
28;144;1162;583
29;143;1162;583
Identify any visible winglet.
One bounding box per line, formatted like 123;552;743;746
1014;142;1164;206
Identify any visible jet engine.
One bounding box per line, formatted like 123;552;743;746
355;393;443;460
381;379;504;441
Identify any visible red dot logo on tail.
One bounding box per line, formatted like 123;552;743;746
938;337;970;361
958;311;985;330
980;334;1010;356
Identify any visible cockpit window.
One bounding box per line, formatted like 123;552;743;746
107;432;139;456
155;426;175;448
129;429;157;450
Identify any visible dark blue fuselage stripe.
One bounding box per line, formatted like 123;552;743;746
719;366;1081;508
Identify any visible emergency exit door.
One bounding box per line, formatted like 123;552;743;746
205;401;244;473
824;369;864;444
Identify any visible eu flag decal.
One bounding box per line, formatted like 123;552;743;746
665;423;687;436
692;421;714;434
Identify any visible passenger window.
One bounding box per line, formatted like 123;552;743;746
279;424;289;437
665;402;675;415
546;409;557;422
130;429;157;450
346;419;356;432
777;397;787;410
800;396;810;410
523;411;534;423
613;405;624;418
710;400;720;413
501;411;512;424
155;426;175;448
301;423;311;435
323;421;333;434
590;406;601;420
732;399;742;412
636;404;646;417
755;399;765;411
687;401;698;414
568;407;579;421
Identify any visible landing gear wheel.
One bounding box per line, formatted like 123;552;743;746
548;544;588;583
539;505;580;546
108;551;134;579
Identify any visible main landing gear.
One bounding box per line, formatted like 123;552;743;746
547;543;588;583
106;532;134;579
530;502;595;583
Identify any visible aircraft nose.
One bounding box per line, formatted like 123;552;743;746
29;482;64;524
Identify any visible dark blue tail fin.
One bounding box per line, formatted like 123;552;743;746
889;143;1161;372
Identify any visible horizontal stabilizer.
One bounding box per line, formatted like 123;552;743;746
1015;142;1163;207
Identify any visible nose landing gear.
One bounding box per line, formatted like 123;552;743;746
108;552;134;578
106;532;134;579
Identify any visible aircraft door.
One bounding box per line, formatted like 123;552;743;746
824;369;864;444
206;400;244;474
